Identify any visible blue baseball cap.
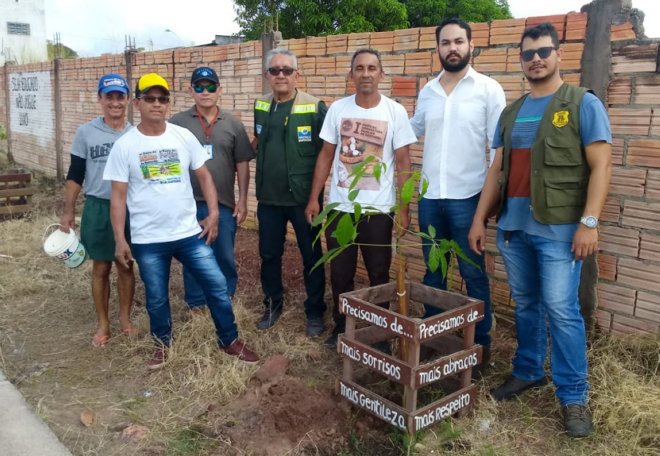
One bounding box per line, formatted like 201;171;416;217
191;67;219;85
98;74;129;95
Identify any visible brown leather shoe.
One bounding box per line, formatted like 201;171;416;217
221;339;259;363
147;346;168;370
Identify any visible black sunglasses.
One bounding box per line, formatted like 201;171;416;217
267;67;296;76
139;95;170;104
520;46;555;62
193;83;218;93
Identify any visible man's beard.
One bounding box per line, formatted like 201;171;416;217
440;52;470;72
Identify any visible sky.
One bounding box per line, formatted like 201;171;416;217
44;0;660;57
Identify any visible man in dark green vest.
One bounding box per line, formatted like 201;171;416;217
252;49;327;337
468;23;611;438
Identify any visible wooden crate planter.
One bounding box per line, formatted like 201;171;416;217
0;171;34;218
337;281;484;433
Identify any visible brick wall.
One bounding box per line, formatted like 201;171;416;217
0;7;658;335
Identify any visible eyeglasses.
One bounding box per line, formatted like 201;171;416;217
267;67;296;76
139;95;170;104
520;47;556;62
193;83;218;93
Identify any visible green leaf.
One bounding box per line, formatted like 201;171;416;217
373;162;382;182
333;212;357;247
420;176;429;198
313;209;341;245
348;189;360;202
311;202;340;227
353;203;362;224
428;244;441;273
428;225;436;240
311;245;348;271
400;176;415;205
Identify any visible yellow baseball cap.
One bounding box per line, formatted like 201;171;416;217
135;73;170;97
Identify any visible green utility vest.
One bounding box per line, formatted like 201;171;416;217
497;83;591;224
254;91;324;205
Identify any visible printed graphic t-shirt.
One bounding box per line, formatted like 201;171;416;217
320;94;417;213
103;123;209;244
492;91;612;242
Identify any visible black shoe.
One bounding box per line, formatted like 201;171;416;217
306;317;325;337
490;374;548;401
324;332;338;349
257;303;283;330
562;404;594;438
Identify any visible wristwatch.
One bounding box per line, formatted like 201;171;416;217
580;216;599;229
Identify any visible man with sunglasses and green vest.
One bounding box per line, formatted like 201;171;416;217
252;48;327;337
468;23;611;437
171;67;254;311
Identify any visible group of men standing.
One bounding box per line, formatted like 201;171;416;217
61;18;610;438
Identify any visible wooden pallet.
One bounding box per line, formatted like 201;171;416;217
337;281;484;433
0;171;34;218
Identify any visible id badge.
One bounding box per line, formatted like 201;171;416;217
203;144;214;160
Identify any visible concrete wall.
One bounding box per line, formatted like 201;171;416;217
0;0;48;65
1;4;658;336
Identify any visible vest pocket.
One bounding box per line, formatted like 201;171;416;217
545;178;587;207
543;137;582;166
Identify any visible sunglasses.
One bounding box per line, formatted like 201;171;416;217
139;95;170;104
193;83;218;93
267;67;296;76
520;46;555;62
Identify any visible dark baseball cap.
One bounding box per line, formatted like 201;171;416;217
191;67;219;85
98;73;129;95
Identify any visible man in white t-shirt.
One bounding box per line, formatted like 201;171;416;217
305;49;417;348
103;73;258;369
410;18;506;372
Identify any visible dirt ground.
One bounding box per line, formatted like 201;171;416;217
1;162;659;456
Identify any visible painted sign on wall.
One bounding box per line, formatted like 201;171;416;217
9;71;54;143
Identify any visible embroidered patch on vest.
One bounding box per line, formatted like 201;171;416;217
297;126;312;142
255;100;271;112
552;110;569;128
256;124;262;135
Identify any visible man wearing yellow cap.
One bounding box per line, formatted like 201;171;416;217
104;73;259;369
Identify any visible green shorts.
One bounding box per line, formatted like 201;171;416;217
80;196;130;261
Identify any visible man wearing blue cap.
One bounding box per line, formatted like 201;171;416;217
59;73;136;348
170;67;254;310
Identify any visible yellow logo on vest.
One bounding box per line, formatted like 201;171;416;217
297;126;312;142
552;110;569;128
292;103;316;114
255;100;271;112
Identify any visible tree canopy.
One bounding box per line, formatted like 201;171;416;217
234;0;511;40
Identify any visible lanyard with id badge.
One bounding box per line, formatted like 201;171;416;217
196;106;219;160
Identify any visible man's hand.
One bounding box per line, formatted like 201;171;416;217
233;198;248;225
114;238;133;269
305;200;320;225
468;220;487;255
59;211;75;233
199;211;219;244
572;224;598;260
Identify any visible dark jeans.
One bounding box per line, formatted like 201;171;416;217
326;212;393;329
418;195;493;348
257;203;326;319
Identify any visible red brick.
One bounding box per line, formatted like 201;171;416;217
647;170;660;200
393;28;420;51
652;112;660;137
492;74;526;103
608;76;632;105
627;139;660;168
599;226;640;257
608;108;652;136
473;48;507;73
611;138;624;166
347;32;370;53
489;18;526;45
326;34;348;54
306;36;326;56
287;38;307;55
404;52;432;75
598;282;636;316
611;314;659;335
565;12;588;41
633;75;660;105
617;258;660;293
297;57;316;74
239;41;256;58
640;233;660;262
369;31;394;53
391;77;418;97
526;15;566;40
611;22;637;41
381;54;405;75
596;309;612;332
612;44;658;74
609;166;647;197
419;27;436;50
601;197;622;224
635;291;660;323
622;200;660;230
597;254;617;281
316;57;335;74
469;22;490;48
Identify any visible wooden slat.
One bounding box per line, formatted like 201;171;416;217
0;187;34;198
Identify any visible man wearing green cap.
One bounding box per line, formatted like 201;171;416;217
59;73;136;348
104;73;259;369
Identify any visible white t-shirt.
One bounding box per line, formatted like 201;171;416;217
410;66;505;199
103;123;208;244
320;94;417;213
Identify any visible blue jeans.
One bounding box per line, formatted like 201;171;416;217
419;195;492;348
132;234;238;347
183;203;237;307
257;203;326;320
497;229;588;406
